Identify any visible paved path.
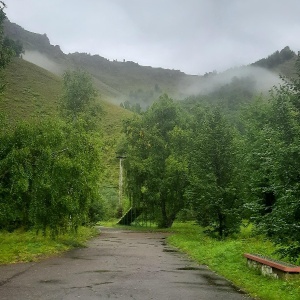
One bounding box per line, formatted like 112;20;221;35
0;227;252;299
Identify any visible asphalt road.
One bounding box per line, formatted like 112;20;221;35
0;227;253;299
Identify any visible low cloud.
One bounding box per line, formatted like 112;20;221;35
178;66;282;98
23;50;64;75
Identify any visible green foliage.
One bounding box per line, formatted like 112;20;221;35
60;69;101;126
120;100;142;114
0;117;103;235
186;106;242;237
168;222;300;300
0;2;13;68
0;55;132;224
0;226;99;264
0;2;22;92
123;94;189;228
3;36;23;57
61;69;97;114
241;53;300;259
253;46;296;69
183;75;256;113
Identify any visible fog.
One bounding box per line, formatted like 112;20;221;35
7;0;300;75
179;65;282;98
23;51;64;75
22;49;283;107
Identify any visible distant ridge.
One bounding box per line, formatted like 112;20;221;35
4;19;298;108
3;19;188;105
252;46;296;69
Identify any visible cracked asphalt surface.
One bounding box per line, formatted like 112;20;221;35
0;227;253;299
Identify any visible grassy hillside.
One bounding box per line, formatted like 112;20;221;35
0;57;132;190
67;52;186;98
4;20;191;106
0;57;131;125
4;20;298;112
0;58;61;121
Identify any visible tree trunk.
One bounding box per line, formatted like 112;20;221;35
158;199;176;228
217;212;225;238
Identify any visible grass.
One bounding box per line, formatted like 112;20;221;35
167;222;300;300
0;58;62;121
0;226;99;265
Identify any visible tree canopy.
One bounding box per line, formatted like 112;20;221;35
186;106;242;237
123;94;189;228
0;2;23;91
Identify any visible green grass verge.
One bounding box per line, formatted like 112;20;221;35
167;222;300;300
0;226;99;265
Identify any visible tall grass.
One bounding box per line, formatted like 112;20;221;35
0;227;99;265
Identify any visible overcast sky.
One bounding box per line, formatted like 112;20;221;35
6;0;300;75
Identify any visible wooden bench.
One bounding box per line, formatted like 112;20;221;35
244;253;300;280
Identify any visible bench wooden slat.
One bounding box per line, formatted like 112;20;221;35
244;253;300;273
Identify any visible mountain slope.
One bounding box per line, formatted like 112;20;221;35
252;46;297;78
0;57;131;185
0;57;61;121
0;57;131;125
4;20;188;105
4;19;298;111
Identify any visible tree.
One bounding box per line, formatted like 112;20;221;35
3;37;24;57
60;69;101;123
0;117;103;235
241;53;300;259
186;106;242;237
239;97;277;218
0;2;22;91
252;46;296;69
123;95;189;228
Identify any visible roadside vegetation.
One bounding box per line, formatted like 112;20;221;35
168;222;300;300
0;226;99;264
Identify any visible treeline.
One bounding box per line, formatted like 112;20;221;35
0;3;107;236
122;54;300;260
0;2;23;92
252;46;296;69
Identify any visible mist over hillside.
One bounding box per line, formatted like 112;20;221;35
23;50;64;75
4;19;297;109
178;65;281;98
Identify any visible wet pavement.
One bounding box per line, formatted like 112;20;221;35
0;227;253;299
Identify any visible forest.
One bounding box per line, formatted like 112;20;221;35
120;59;300;261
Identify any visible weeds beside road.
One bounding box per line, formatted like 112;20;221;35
0;227;99;264
168;222;300;300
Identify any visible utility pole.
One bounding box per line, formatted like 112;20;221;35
116;155;126;207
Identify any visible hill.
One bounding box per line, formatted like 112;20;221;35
4;18;299;114
0;57;131;191
0;58;61;120
0;56;131;129
4;19;298;111
4;19;188;107
251;46;298;78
